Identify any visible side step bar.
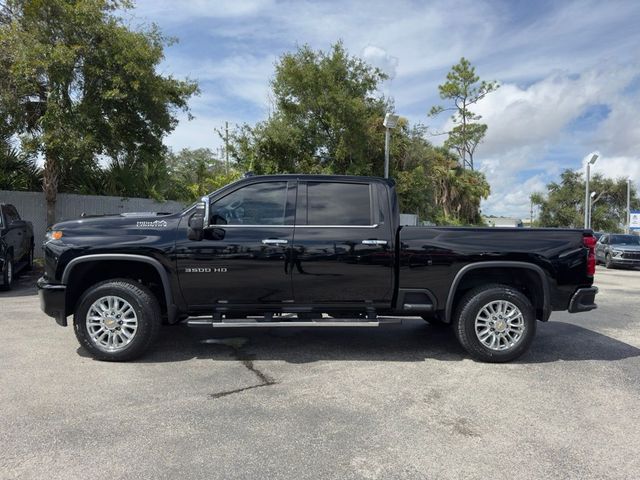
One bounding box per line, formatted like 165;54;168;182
186;318;402;328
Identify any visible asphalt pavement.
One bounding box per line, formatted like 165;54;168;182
1;266;639;480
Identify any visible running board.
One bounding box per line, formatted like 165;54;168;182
186;318;401;328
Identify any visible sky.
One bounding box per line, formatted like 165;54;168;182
127;0;640;218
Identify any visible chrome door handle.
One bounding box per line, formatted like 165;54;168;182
262;238;288;245
362;239;387;245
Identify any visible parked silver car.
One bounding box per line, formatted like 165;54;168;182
595;233;640;269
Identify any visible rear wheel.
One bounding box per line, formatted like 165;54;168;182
1;253;13;291
74;279;161;361
453;284;536;363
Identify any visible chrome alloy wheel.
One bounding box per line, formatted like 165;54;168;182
86;296;138;352
474;300;525;351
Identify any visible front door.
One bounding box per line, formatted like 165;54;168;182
291;180;394;306
176;180;296;309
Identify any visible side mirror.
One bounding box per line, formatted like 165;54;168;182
187;197;210;241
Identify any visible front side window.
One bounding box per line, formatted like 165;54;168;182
210;182;288;225
306;182;371;226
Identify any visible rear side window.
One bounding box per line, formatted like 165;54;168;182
306;182;371;226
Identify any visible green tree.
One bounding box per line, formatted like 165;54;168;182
225;43;490;225
531;169;639;231
0;0;198;224
0;133;41;191
228;42;389;176
429;57;498;170
164;148;239;202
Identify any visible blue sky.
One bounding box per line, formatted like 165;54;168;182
128;0;640;218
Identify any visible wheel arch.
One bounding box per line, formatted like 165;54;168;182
445;261;551;323
62;254;176;321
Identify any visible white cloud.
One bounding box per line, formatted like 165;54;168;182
362;45;398;80
133;0;273;22
469;66;639;217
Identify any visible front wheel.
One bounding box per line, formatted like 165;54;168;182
74;279;161;361
24;245;34;271
453;284;536;363
605;254;614;269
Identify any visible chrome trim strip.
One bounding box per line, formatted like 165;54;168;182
262;238;288;245
362;239;387;245
188;320;381;328
206;224;379;229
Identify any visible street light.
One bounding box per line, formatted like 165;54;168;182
627;177;632;234
584;153;599;229
383;113;400;179
589;191;597;229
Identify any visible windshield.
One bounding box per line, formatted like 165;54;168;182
610;235;640;245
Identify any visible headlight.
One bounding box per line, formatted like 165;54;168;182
611;249;623;257
45;230;63;241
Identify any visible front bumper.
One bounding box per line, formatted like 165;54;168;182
37;276;68;326
609;256;640;267
568;286;598;313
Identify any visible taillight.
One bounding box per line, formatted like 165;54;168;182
583;235;596;277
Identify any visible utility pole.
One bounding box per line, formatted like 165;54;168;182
530;198;533;227
225;121;229;174
584;154;599;229
627;177;632;234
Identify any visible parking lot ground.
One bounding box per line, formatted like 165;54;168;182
1;266;640;480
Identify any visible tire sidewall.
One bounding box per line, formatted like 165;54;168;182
605;254;612;269
1;253;13;290
457;286;536;362
26;246;33;270
74;281;159;361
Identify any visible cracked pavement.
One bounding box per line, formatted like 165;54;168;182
1;266;640;479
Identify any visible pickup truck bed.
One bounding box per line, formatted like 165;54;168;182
38;174;597;362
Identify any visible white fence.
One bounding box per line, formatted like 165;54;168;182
0;190;185;257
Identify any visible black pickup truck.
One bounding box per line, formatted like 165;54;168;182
38;175;598;362
1;203;34;290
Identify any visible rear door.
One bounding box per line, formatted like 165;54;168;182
291;180;394;306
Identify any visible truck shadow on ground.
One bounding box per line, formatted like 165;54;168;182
128;319;640;365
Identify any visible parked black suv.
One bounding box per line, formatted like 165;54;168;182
38;175;598;362
1;203;34;290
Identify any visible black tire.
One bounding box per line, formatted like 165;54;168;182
1;253;13;291
73;279;161;361
24;245;34;271
605;254;613;269
453;284;536;363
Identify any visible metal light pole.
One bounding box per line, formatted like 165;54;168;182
383;113;400;179
589;191;596;229
584;154;599;229
627;177;632;234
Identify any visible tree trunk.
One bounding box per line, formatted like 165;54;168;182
42;154;59;227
